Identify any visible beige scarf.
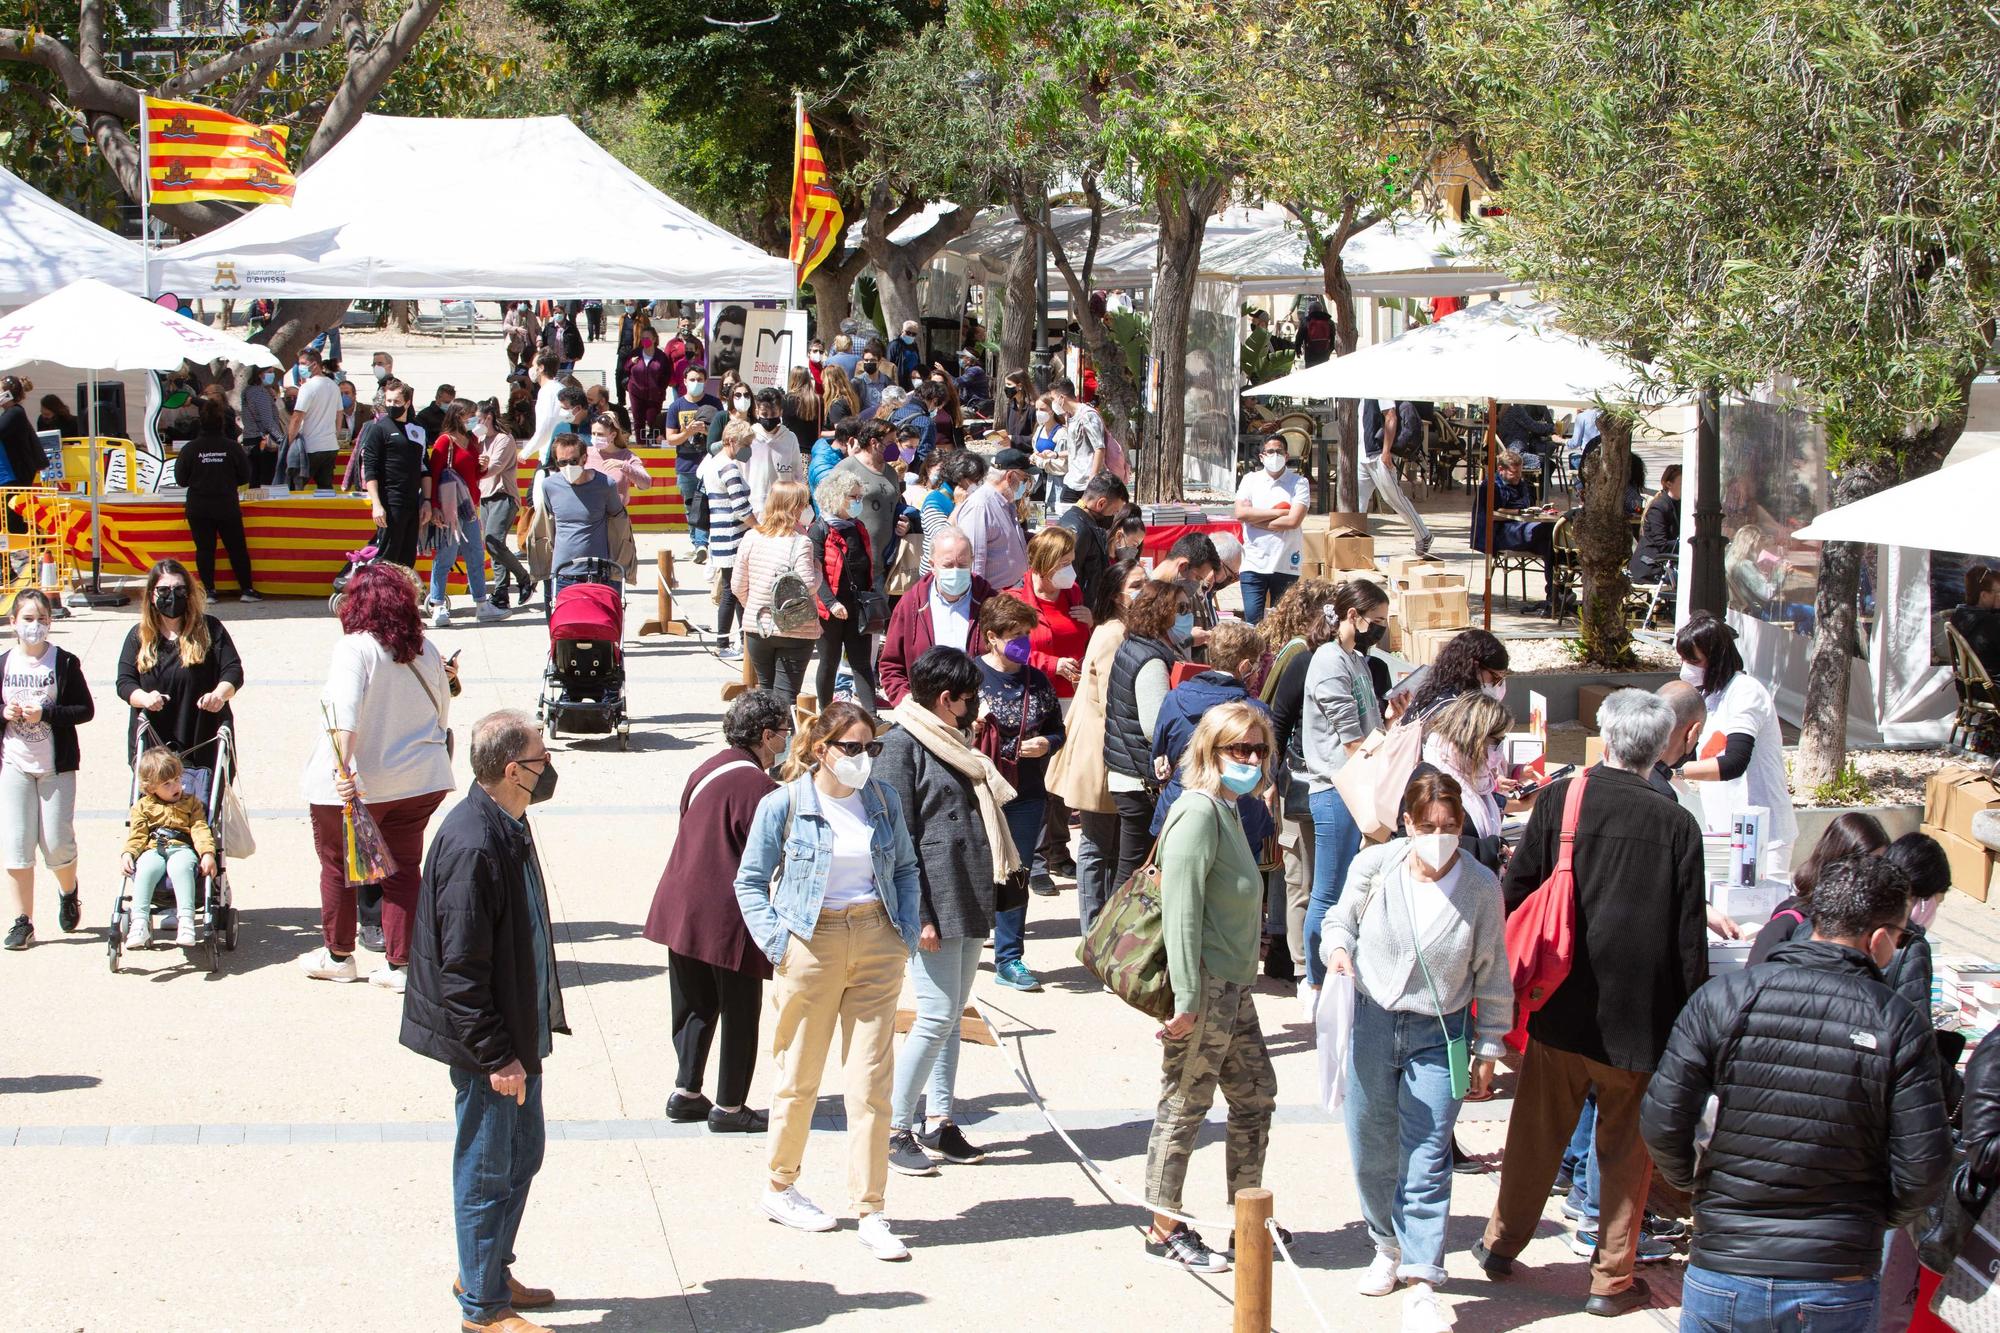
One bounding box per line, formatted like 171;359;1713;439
889;696;1023;882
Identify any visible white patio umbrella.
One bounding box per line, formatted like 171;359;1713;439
0;277;282;594
1793;447;2000;559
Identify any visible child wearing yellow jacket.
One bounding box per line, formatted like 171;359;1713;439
122;747;217;948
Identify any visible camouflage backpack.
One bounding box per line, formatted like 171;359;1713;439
1078;828;1176;1022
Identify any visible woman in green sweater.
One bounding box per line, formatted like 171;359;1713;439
1141;700;1282;1275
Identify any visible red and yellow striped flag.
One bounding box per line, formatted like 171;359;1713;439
789;98;843;290
143;97;295;207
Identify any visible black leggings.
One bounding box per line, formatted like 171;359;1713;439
1112;789;1157;891
186;502;254;594
815;604;877;711
716;572;743;641
668;951;762;1108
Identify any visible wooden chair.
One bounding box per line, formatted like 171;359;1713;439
1428;417;1468;492
1487;544;1539;607
1548;517;1582;624
1947;622;2000;753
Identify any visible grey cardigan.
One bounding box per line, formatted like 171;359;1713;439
871;726;996;941
1324;840;1513;1058
1302;641;1381;791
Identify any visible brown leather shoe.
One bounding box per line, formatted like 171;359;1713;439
460;1311;549;1333
455;1274;556;1309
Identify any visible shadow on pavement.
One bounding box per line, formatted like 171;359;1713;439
218;907;324;975
560;958;667;986
904;1195;1133;1249
0;1073;101;1094
675;1278;923;1331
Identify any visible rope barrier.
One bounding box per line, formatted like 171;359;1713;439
1265;1216;1334;1333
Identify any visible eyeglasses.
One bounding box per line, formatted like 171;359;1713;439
1221;742;1271;762
825;739;884;758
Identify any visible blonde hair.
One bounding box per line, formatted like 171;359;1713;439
820;363;861;417
1206;620;1260;676
1498;448;1524;471
1424;691;1512;773
136;561;211;672
721;417;754;451
755;480;811;537
1026;524;1076;579
781;701;875;780
136;745;183;789
588;415;627;451
1180;700;1275;799
815;470;863;517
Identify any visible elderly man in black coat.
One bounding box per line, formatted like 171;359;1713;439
402;710;567;1333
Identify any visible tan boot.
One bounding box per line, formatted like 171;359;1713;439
461;1311;550;1333
456;1275;556;1311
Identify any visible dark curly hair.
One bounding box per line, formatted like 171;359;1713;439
1407;628;1511;720
723;689;790;753
338;562;425;664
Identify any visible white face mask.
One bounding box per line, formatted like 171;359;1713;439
470;420;489;441
1909;897;1941;929
1036;409;1052;425
1481;680;1507;701
1679;662;1707;689
15;620;48;646
1410;832;1458;871
561;463;585;484
686;381;706;398
734;395;752;411
1051;566;1077;591
827;752;872;788
1262;454;1286;475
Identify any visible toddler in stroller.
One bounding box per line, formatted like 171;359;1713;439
120;746;217;949
540;558;628;747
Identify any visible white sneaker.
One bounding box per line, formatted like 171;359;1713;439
125;918;152;950
429;603;451;628
856;1213;911;1261
1402;1283;1452;1333
759;1185;836;1233
299;946;359;982
1358;1248;1402;1296
174;914;198;947
475;600;510;622
369;964;406;993
1298;980;1319;1025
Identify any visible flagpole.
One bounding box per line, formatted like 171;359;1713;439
138;99;151;298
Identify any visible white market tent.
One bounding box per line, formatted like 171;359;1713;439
153;115;795;301
0;167;145;306
1242;298;1642;405
1793;447;2000;560
1198;214;1513;298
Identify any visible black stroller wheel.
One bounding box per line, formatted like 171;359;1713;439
107;934;119;973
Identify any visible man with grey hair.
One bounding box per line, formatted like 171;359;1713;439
402;710;567;1333
1473;688;1707;1319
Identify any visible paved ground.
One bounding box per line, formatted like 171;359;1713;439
0;326;1965;1331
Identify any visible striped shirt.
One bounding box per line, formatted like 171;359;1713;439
700;456;751;567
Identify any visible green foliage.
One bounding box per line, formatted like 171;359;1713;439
1808;760;1875;808
1240;326;1294;384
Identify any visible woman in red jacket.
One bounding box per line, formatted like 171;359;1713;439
1012;526;1092;701
425;404;507;625
625;328;671;442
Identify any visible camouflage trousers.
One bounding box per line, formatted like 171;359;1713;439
1143;973;1279;1215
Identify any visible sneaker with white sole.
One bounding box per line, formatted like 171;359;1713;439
856;1213;910;1261
125;919;153;950
299;946;359;982
369;964;406;993
1358;1248;1403;1296
1402;1283;1452;1333
430;604;451;628
1145;1222;1229;1274
1298;979;1318;1025
759;1185;837;1232
1568;1229;1675;1264
476;600;510;622
174;914;198;947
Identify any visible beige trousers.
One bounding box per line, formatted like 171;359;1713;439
765;902;907;1216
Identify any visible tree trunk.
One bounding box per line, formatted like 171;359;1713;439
807;245;869;339
1575;413;1636;665
390;300;415;334
1324;243;1361;512
1147;173;1229;503
877;260;924;341
999;236;1037;378
261;298;353;363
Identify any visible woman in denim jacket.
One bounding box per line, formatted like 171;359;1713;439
733;700;922;1261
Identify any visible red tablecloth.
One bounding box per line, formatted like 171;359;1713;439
1139;520;1237;561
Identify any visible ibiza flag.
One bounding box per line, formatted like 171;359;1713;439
143;97;295;207
789;96;843;290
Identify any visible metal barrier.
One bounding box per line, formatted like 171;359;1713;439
0;487;76;609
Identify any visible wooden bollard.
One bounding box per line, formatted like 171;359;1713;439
1232;1187;1274;1333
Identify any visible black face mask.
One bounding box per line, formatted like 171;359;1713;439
1353;619;1388;653
955;692;981;733
153;586;188;619
514;757;558;805
757;416;782;431
387;404;408;422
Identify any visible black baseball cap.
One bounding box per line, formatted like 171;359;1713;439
993;447;1034;471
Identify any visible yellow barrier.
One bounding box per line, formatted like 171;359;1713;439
0;487;74;606
55;438;142;496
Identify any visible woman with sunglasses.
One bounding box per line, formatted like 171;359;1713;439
875;646;1023;1175
1324;770;1508;1332
733;701;922;1261
1141;700;1281;1275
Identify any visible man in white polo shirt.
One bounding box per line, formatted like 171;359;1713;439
1234;437;1309;623
287;347;342;489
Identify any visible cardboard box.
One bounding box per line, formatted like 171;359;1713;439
1585;735;1605;766
1400;588;1470;631
1384;614;1404;654
1330;527;1375;569
1386;555;1447;584
1403;626;1458;665
1926;766;2000;838
1407;570;1468;592
1577;684;1616;732
1925;821;1996;902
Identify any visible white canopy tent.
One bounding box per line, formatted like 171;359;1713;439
1198;215;1514;298
0;278;281;592
152;115;795;301
0;167;145;306
1793;447;2000;559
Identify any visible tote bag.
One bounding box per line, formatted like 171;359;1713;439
1329;720;1426;842
1077;840;1173;1021
1504;768;1591;1053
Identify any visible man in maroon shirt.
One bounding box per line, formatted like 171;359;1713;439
878;525;994;705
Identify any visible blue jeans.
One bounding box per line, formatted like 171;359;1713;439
1238;571;1297;625
677;458;707;546
1303;786;1363;986
1564;1091;1601;1224
995;796;1044;967
429;511;489;605
451;1067;545;1324
1344;994;1467;1285
891;934;985;1125
1680;1267;1879;1333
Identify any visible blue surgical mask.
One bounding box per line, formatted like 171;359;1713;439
1221;761;1263;795
1172;612;1194;640
846;499;863;519
934;566;971;598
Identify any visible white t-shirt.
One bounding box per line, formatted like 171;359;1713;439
1401;858;1464;942
1236;468;1309;575
300;634;455;806
819;788;879;908
293;374;342;455
744;425;802;518
525;378;564;462
1697;671;1799;861
928;584;973;653
2;647;56;775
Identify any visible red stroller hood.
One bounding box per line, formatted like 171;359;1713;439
550;583;622;641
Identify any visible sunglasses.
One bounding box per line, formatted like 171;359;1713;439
825;739;884;758
1222;742;1271;762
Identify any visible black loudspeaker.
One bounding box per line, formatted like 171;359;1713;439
73;380;127;439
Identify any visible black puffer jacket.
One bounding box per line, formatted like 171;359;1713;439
1104;633;1174;780
401;783;569;1075
1640;938;1951;1280
1963;1036;2000;1185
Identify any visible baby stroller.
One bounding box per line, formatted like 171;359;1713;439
329;539;380;615
107;723;240;976
540;559;628;748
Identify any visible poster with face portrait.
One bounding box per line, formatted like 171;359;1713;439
740;309;809;392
